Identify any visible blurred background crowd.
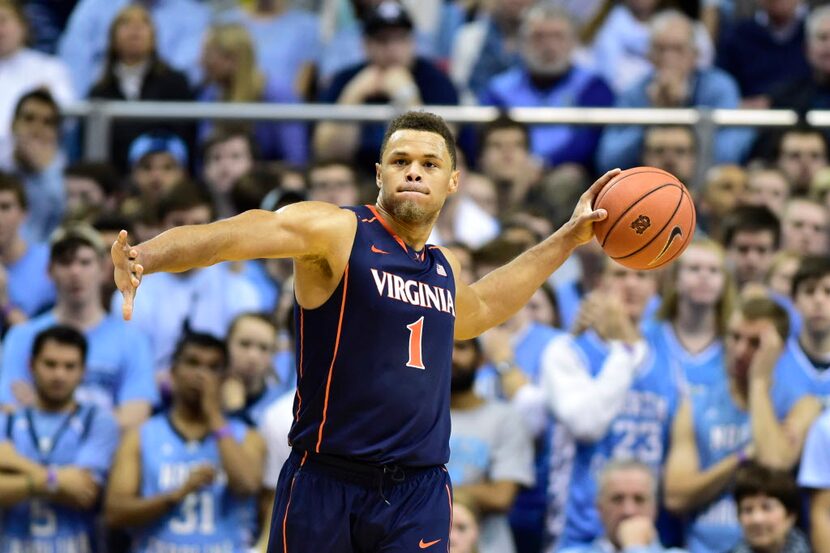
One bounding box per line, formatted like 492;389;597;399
4;0;830;552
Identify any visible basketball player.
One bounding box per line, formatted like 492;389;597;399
112;111;619;552
0;325;120;553
105;332;265;552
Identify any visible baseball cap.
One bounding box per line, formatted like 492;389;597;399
363;1;413;37
128;132;189;168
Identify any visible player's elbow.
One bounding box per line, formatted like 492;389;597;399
755;450;798;472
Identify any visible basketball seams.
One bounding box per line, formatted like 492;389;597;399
594;167;679;209
613;187;685;260
599;182;683;249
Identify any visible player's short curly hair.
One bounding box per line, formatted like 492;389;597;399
379;111;457;169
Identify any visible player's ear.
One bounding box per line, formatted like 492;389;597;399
375;163;382;189
448;169;460;195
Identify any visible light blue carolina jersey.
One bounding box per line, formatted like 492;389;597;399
559;332;682;549
771;338;830;416
0;405;119;553
0;312;158;409
132;414;253;553
645;321;726;393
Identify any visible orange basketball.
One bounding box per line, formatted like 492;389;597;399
593;166;696;270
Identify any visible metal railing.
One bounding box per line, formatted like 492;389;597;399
63;101;807;172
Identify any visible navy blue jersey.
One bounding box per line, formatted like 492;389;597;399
287;205;456;466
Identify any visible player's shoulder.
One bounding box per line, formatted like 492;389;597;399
276;201;358;237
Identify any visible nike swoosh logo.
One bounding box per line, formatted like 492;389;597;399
371;245;390;255
648;225;683;266
419;539;442;549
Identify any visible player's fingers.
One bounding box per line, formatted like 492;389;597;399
585;168;621;200
581;209;607;223
122;290;134;321
117;230;128;245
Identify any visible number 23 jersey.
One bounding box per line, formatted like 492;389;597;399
287;205;457;467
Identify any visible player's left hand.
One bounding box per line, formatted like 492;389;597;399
560;169;621;248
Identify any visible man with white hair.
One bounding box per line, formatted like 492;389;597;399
478;3;614;170
559;460;687;553
597;9;752;172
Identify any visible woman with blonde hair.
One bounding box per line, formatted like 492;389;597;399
198;23;307;165
90;4;193;171
648;237;737;390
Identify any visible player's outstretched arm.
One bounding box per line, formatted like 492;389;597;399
448;169;620;339
112;201;356;320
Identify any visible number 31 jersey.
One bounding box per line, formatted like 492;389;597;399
287;205;457;467
134;414;253;553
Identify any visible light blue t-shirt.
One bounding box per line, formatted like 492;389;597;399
6;242;55;317
133;414;253;553
0;404;119;553
0;312;158;409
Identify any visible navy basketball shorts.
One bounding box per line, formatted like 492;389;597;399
268;449;453;553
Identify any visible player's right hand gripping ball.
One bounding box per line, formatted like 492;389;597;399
593;166;696;270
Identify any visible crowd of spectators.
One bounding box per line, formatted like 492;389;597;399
6;0;830;552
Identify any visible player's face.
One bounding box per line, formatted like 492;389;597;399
31;340;84;409
743;171;789;217
132;152;185;201
795;274;830;334
308;164;359;207
203;137;253;195
49;246;105;308
597;469;656;548
676;245;725;307
738;494;795;552
172;344;225;406
602;265;657;320
228;317;277;388
725;313;768;382
0;190;25;245
376;130;459;225
449;502;480;553
727;231;776;288
782;201;829;255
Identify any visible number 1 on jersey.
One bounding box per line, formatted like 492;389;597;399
406;316;426;369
